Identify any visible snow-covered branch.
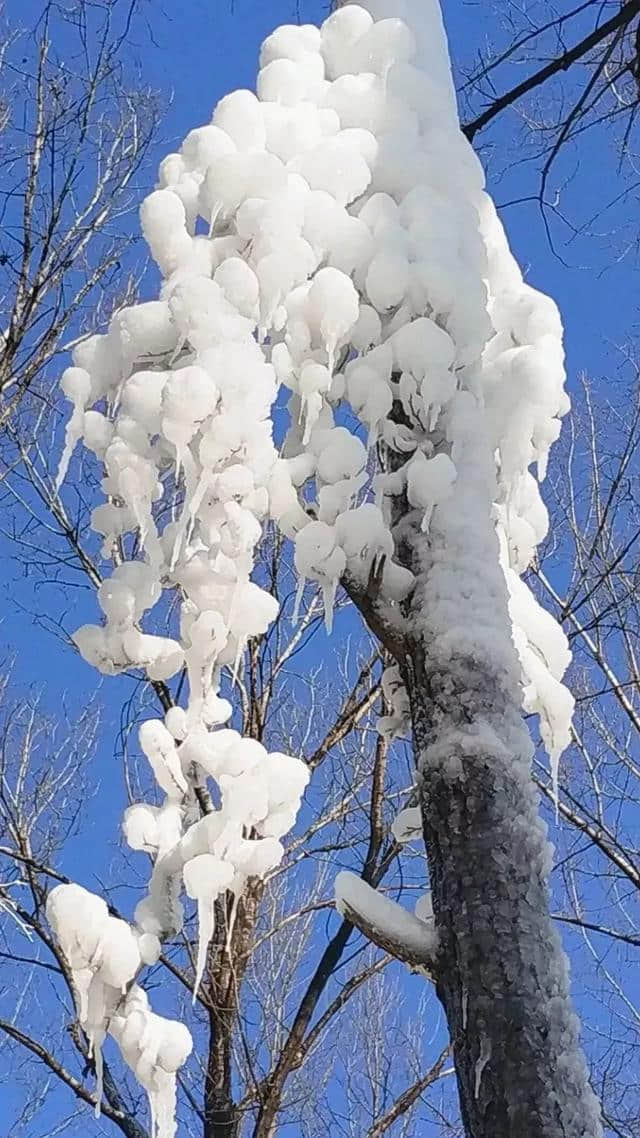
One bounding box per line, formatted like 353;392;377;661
335;870;436;972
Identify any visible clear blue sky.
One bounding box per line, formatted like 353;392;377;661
1;0;637;1133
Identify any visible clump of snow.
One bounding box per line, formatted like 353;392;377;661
406;451;457;532
378;665;411;740
110;986;192;1138
391;805;422;844
46;884;162;1121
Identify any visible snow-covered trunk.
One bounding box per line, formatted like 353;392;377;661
406;653;601;1136
394;405;602;1137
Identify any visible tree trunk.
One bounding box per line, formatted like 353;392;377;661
395;401;602;1137
404;641;601;1136
203;888;261;1138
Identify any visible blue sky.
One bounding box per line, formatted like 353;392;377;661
1;0;638;1134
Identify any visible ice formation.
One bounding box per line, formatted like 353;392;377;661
46;883;182;1133
377;664;411;740
52;0;576;1129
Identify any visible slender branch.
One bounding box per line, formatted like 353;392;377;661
365;1046;451;1138
552;914;640;949
0;1018;149;1138
463;2;640;141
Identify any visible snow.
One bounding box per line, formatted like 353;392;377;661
109;986;192;1138
46;884;158;1119
407;451;457;530
306;267;360;372
365;248;409;313
123;804;163;853
52;0;581;1131
414;892;434;925
294;520;347;630
378;664;411;739
140;721;189;800
320;6;374;80
260;24;322;68
391;805;422;843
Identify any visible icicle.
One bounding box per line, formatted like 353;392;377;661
327;344;335;377
169;333;187;367
208;201;221;238
225;892;239;956
56;409;84;492
153;1076;178;1138
123;481;160;569
301;392;323;445
170;445;198;570
194;894;214;1001
322;577;338;633
292;575;306;623
551;747;560;823
474;1036;492;1099
232;637;245;686
93;1032;105;1119
155;1085;169;1138
75;970;91;1023
56;368;92;490
149;1089;158;1138
176;467;211;569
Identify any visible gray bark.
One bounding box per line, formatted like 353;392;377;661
403;637;601;1137
390;409;603;1136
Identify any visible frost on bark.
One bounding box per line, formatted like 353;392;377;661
50;0;603;1134
394;398;602;1136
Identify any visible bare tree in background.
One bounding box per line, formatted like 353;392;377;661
460;2;640;158
453;0;640;262
0;0;162;426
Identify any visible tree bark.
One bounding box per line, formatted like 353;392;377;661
203;888;261;1138
392;401;603;1137
403;640;601;1136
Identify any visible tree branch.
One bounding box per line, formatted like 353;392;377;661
365;1046;451;1138
335;872;436;973
0;1018;149;1138
463;1;640;141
